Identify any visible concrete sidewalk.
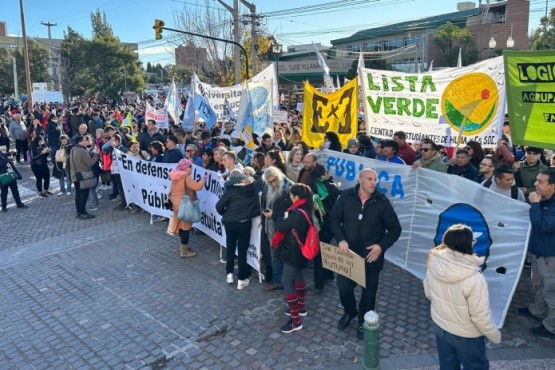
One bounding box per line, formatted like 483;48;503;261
0;163;554;369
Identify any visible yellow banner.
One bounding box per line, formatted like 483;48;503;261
302;78;358;149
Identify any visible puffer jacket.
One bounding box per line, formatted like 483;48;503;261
216;182;260;224
423;247;501;343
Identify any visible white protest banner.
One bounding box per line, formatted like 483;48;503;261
320;242;366;287
273;110;288;124
145;103;169;129
360;56;507;148
315;149;530;327
114;150;261;271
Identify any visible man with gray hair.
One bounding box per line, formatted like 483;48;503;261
185;143;202;166
261;166;292;291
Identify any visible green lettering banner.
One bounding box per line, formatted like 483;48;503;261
504;50;555;149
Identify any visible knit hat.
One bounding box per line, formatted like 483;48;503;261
347;138;359;147
176;158;193;171
526;147;543;154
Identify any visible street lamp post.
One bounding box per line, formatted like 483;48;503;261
506;25;515;49
488;37;496;58
272;41;282;105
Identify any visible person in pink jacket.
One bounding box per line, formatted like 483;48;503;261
424;224;501;369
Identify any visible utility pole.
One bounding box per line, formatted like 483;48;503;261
41;21;57;90
239;0;258;77
19;0;33;112
13;57;18;101
217;0;241;84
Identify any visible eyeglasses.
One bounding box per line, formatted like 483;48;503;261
420;148;434;152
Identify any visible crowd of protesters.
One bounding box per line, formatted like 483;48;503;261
1;93;554;364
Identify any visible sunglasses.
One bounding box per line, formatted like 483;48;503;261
420;148;433;152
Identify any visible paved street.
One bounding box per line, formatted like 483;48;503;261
1;164;555;369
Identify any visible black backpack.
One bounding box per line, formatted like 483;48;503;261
483;178;518;200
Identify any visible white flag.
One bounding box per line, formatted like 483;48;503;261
313;43;335;93
428;60;434;72
165;78;182;123
456;48;462;68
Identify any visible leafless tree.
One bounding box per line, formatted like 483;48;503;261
172;0;243;85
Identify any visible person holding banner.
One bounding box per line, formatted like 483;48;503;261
424;224;501;369
216;169;259;289
168;159;207;258
330;168;401;340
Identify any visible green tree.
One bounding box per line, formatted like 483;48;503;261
529;8;555;50
434;22;478;67
12;39;50;94
59;10;145;100
59;27;87;99
0;48;14;95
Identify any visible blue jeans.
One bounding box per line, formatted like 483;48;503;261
433;323;489;370
59;167;72;193
88;184;99;208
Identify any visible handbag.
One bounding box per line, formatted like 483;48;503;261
76;170;98;189
55;148;67;163
71;147;99;189
177;177;201;223
0;168;17;186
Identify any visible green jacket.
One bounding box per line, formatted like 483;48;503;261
416;153;448;173
517;160;548;195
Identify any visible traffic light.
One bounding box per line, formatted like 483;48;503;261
154;19;165;40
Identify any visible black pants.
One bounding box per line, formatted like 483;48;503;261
113;174;126;207
15;139;28;162
1;180;23;208
74;181;89;215
225;220;252;280
261;229;273;282
31;163;50;192
179;229;190;244
337;269;380;323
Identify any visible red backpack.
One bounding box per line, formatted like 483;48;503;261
292;208;320;261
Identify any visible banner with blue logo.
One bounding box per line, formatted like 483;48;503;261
315;149;530;327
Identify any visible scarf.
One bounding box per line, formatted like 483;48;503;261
271;198;308;249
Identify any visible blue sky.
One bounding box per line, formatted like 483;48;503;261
4;0;550;67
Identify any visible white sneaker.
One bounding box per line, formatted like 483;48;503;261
237;279;250;290
226;273;234;284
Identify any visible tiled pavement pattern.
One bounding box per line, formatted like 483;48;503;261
0;164;554;369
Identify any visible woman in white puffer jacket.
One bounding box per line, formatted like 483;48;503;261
424;224;501;370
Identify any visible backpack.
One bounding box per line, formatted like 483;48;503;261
291;208;320;261
483;178;518;200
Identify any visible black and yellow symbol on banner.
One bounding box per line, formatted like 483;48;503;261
302;78;358;148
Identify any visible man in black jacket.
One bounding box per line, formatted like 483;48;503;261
330;168;402;340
